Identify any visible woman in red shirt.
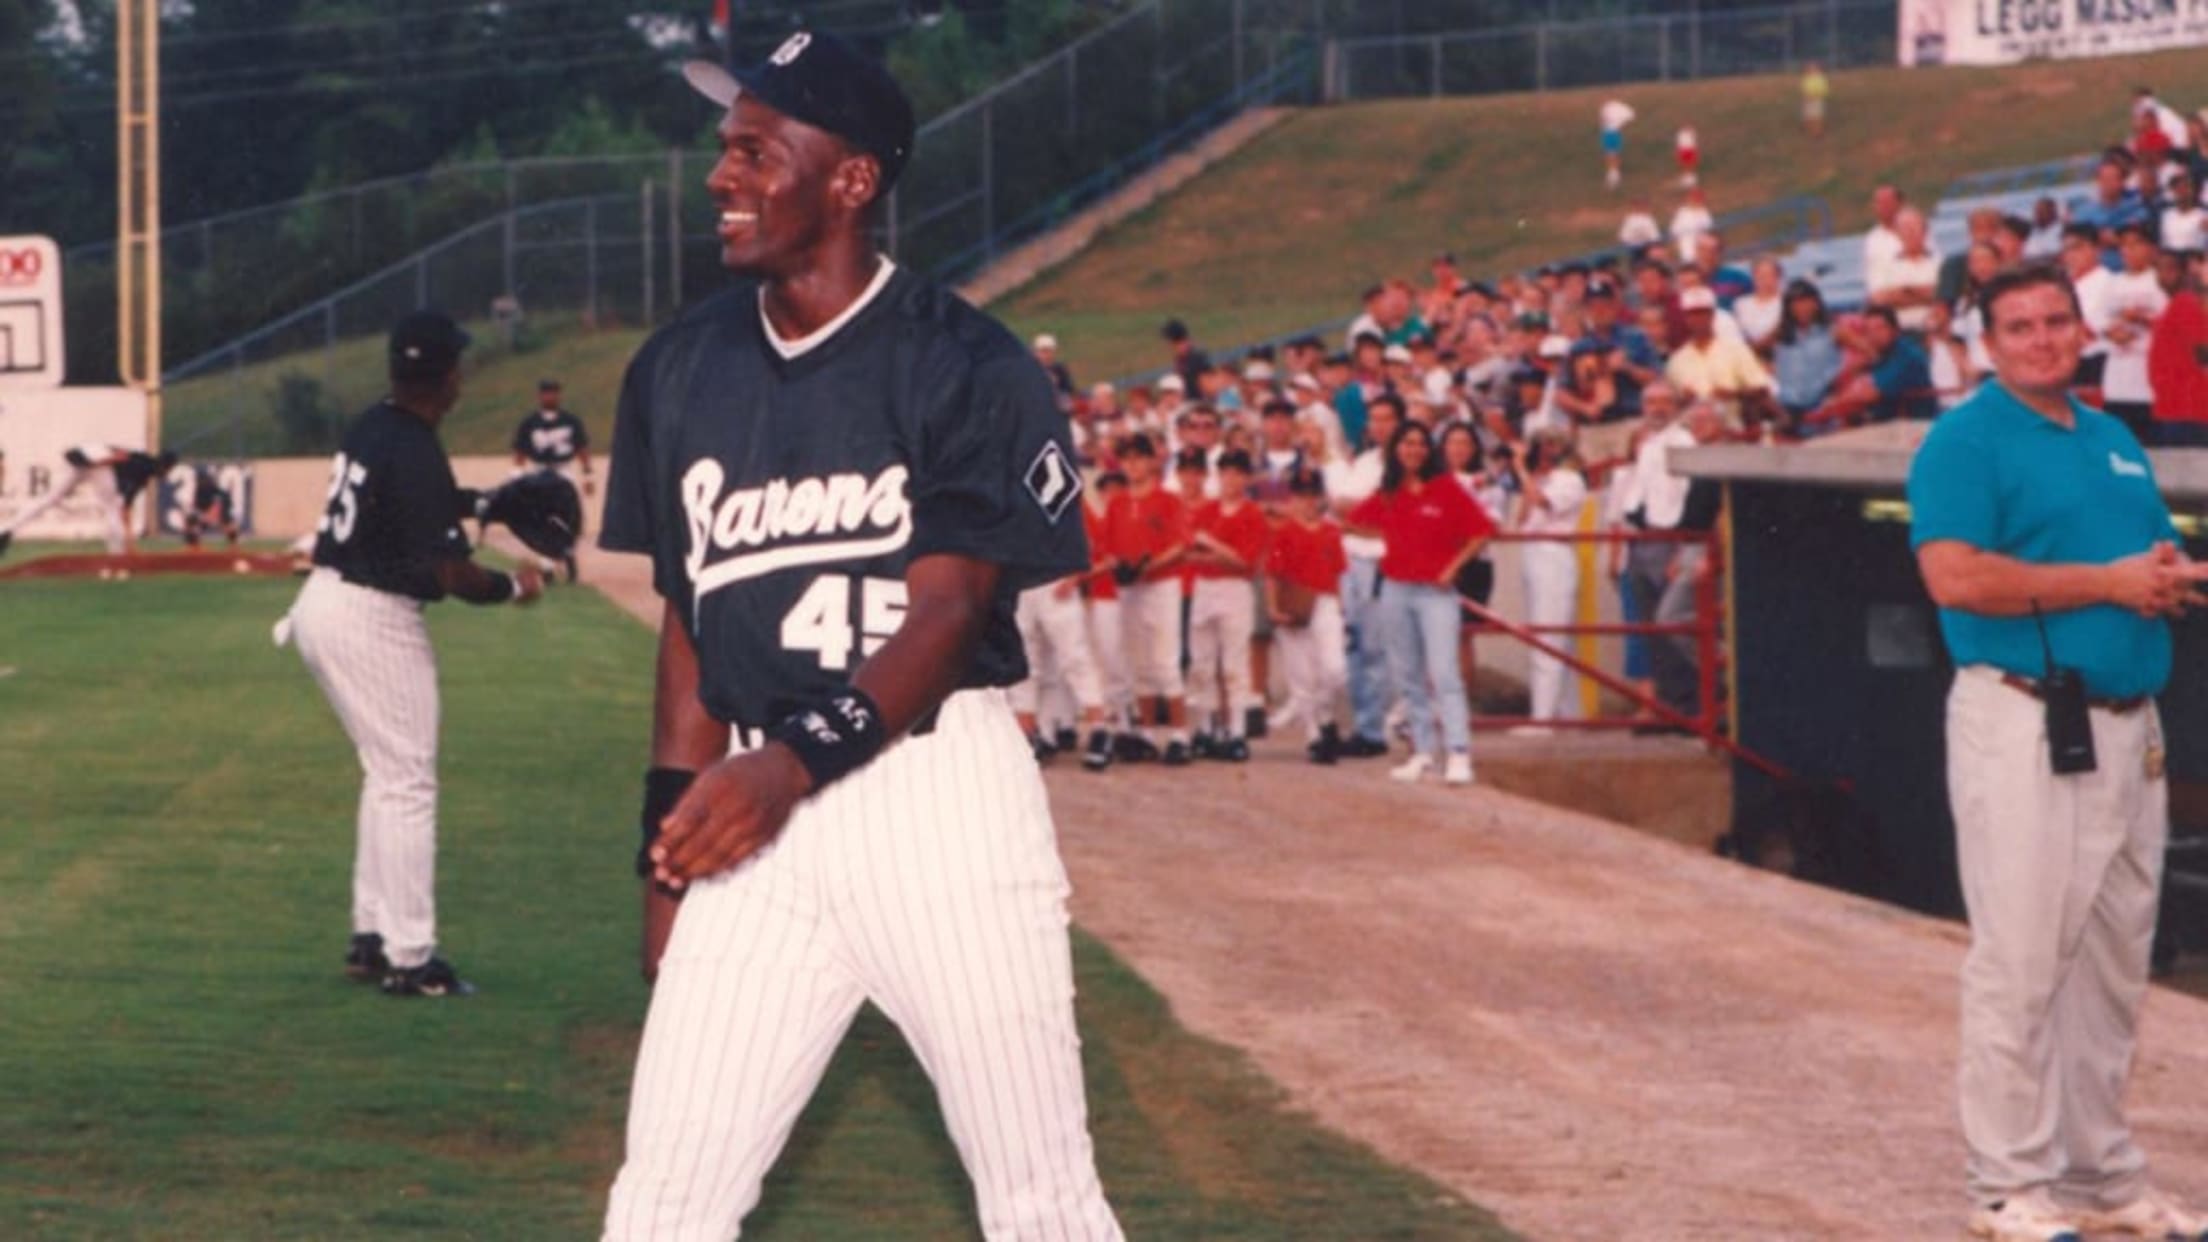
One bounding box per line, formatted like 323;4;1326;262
1346;421;1496;785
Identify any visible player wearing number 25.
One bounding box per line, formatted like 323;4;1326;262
283;311;545;1000
596;27;1121;1241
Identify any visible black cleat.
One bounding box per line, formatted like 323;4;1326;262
1245;706;1269;740
1029;732;1057;764
381;957;475;998
1190;733;1220;760
1219;738;1251;762
1053;726;1078;752
0;530;12;559
1308;723;1342;766
1081;728;1113;772
1114;732;1159;763
1161;740;1191;767
1340;734;1390;759
344;932;390;982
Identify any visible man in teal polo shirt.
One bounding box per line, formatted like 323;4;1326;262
1910;264;2208;1242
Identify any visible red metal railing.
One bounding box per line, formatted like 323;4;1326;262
1460;527;1728;744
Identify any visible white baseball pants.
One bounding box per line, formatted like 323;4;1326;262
603;690;1121;1242
1086;599;1130;727
288;569;442;969
1949;665;2166;1211
1011;585;1103;717
1274;594;1346;740
1186;577;1255;735
1520;542;1581;721
1117;581;1183;699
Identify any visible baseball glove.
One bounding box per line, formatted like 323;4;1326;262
481;472;583;560
1274;580;1317;628
1111;555;1149;588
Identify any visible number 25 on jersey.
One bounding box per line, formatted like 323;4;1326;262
318;453;369;543
782;575;907;670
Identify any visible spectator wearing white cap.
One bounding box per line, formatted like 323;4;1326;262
1664;286;1773;427
1292;371;1352;462
1032;332;1075;400
1154;371;1190;434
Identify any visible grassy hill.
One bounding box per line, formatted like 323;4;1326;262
169;44;2208;456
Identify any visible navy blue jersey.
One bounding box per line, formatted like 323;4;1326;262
311;401;471;602
512;408;590;466
600;262;1088;730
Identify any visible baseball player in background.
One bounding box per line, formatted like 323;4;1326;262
280;311;545;999
597;31;1120;1239
1101;433;1194;766
1183;450;1267;761
181;463;242;549
0;444;174;558
511;378;594;580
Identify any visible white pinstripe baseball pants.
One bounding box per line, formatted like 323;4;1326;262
603;690;1121;1241
288;569;442;970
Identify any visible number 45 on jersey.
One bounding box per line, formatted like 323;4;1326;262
782;574;906;670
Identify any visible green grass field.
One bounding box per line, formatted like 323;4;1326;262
164;48;2208;464
0;571;1506;1240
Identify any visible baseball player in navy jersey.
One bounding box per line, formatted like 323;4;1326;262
597;30;1120;1240
281;311;545;998
511;379;594;580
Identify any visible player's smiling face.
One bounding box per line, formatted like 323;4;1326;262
707;97;876;278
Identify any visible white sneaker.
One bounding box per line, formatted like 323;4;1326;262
1968;1190;2081;1242
2078;1187;2208;1239
1389;754;1431;783
1443;753;1473;785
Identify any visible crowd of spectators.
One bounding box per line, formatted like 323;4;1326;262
1007;83;2208;786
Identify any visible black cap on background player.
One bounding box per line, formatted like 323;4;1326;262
388;311;470;384
682;30;916;192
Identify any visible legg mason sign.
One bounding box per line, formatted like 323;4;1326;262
1901;0;2208;65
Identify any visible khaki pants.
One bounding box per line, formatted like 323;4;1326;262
1948;664;2167;1210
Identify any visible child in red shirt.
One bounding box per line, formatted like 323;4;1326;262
1184;451;1269;760
1099;434;1194;765
1265;468;1350;763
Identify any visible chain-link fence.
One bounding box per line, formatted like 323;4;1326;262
1325;0;1896;100
165;192;664;458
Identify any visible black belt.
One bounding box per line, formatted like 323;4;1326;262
1999;672;2150;716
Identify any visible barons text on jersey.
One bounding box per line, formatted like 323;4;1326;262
600;261;1087;730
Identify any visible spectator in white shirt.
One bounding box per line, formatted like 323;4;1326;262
2062;222;2117;392
1506;428;1589;732
2099;222;2172;440
1732;258;1786;354
1923;300;1981;411
2023;196;2066;260
1669;187;1715;261
2162;169;2204;255
1612;381;1701;719
1620;199;1662;248
1869;206;1943;333
1864;183;1905;273
1600;98;1635;191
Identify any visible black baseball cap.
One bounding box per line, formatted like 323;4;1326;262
388;311;470;382
1161;318;1190;343
1173;448;1209;472
1286;468;1326;496
683;29;917;192
538;377;562;391
1118;433;1159;459
1215;449;1253;474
